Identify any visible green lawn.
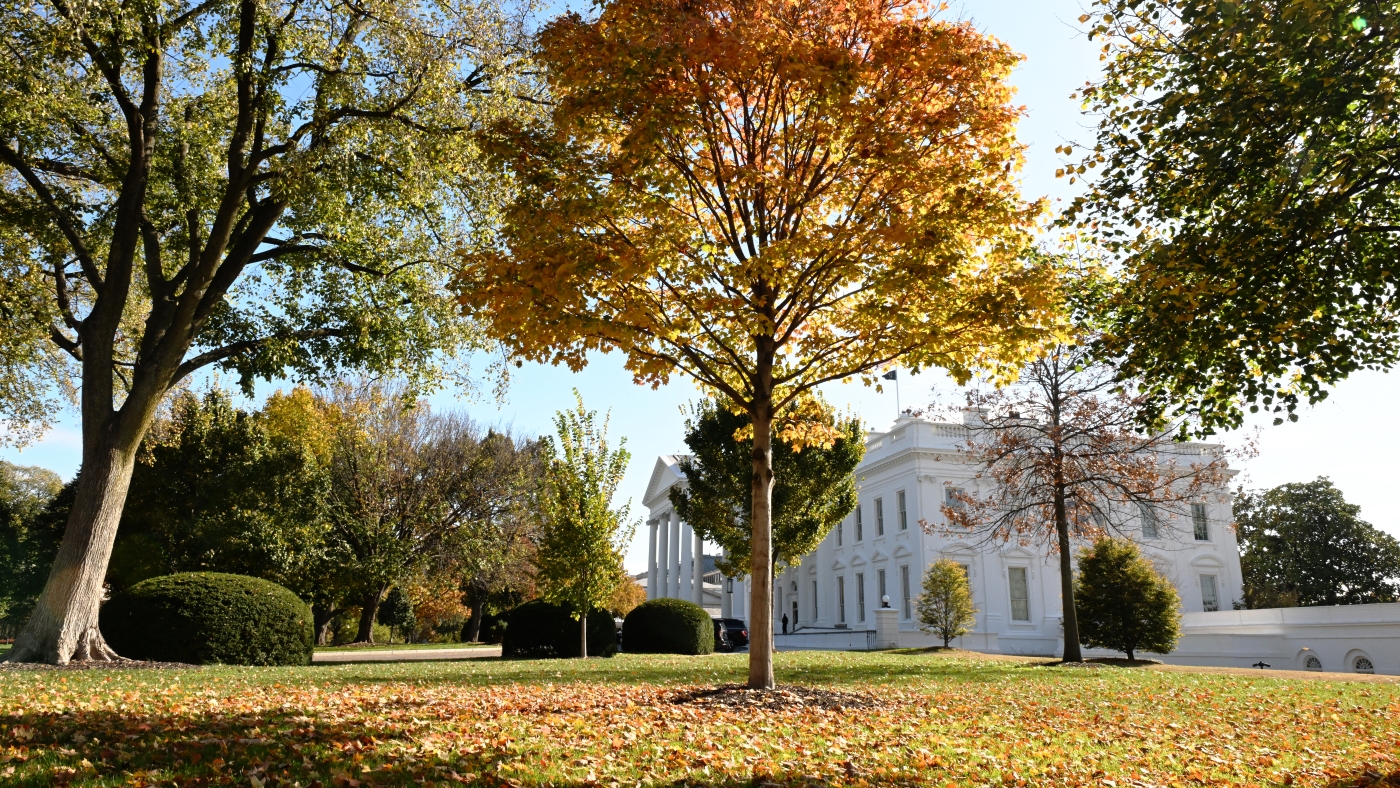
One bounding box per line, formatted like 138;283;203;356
0;650;1396;787
315;641;498;653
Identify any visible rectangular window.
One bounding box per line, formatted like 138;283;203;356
957;563;972;598
1200;575;1219;612
877;569;887;606
837;576;846;624
812;580;819;621
897;490;908;530
856;573;866;622
945;485;964;510
1192;503;1210;541
900;565;911;619
1138;501;1159;539
855;506;864;541
875;498;885;535
836;520;843;546
1009;567;1030;621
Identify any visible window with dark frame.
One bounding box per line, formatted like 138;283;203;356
875;497;885;535
897;490;908;530
1192;503;1210;541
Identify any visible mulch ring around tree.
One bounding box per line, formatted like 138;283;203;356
1032;657;1164;669
0;659;198;671
671;683;878;711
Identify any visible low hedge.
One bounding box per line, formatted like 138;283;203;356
622;598;713;655
100;572;313;666
501;600;616;658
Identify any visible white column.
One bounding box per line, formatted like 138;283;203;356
680;522;693;603
646;519;658;600
668;514;682;598
692;528;705;606
656;513;671;599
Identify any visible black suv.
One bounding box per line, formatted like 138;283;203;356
717;618;749;650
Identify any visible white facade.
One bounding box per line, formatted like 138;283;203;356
641;412;1400;675
639;456;738;617
786;413;1242;656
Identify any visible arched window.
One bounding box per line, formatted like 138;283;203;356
1354;656;1375;674
1304;655;1322;671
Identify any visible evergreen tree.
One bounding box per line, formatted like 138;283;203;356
377;587;417;644
534;392;636;658
915;560;978;648
670;400;863;578
1235;479;1400;608
1074;538;1181;661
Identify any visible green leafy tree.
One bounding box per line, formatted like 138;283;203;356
323;383;519;644
670;400;863;578
1067;0;1400;433
377;586;417;644
1074;538;1181;661
915;559;978;648
534;392;636;659
1235;478;1400;608
0;0;536;664
110;390;333;592
0;463;65;633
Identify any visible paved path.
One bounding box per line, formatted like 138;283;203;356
313;646;502;664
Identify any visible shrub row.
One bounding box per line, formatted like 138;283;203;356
502;600;617;658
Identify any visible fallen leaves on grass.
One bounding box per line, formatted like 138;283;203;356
0;670;1398;786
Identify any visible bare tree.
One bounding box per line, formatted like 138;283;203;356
934;343;1240;662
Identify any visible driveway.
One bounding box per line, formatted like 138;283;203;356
313;646;502;663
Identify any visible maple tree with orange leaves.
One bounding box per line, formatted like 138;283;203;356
458;0;1064;688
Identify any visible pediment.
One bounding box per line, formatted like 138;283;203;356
870;550;889;563
892;545;912;559
850;554;867;567
642;455;690;508
831;559;848;570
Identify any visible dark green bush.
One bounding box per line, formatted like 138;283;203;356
100;572;313;666
622;598;713;655
501;600;616;658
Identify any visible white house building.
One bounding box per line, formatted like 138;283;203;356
640;411;1400;675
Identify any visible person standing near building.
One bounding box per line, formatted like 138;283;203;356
781;613;789;634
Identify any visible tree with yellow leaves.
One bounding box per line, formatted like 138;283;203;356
458;0;1064;688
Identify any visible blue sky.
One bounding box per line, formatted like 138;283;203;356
7;0;1399;573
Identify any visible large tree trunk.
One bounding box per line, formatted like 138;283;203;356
356;585;389;644
313;602;342;646
579;610;588;659
747;343;777;689
463;581;485;642
6;435;141;664
1054;484;1083;663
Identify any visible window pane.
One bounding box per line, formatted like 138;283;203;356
855;506;863;541
1192;503;1210;541
836;521;843;546
877;569;887;606
837;576;846;624
1009;567;1030;621
1200;575;1219;612
1138;502;1159;539
856;573;866;621
945;485;964;510
900;565;911;619
812;580;819;620
897;490;908;530
875;498;885;535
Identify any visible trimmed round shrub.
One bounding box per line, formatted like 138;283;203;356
501;600;617;658
622;598;713;655
100;572;313;666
